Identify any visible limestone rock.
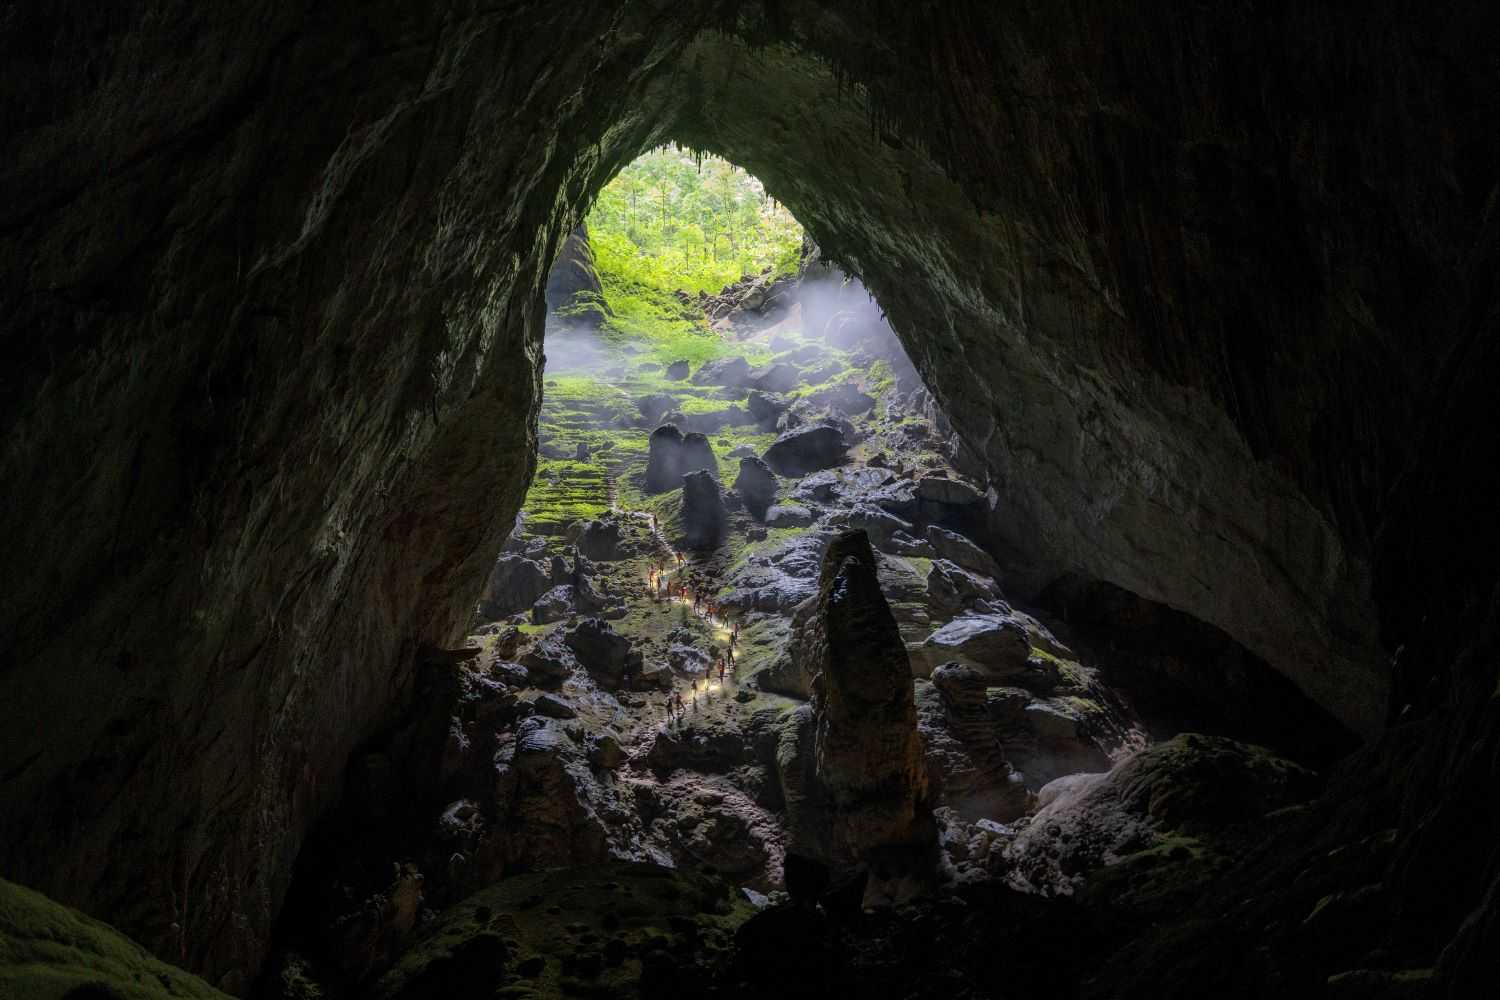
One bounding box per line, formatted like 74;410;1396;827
925;525;999;578
762;424;848;477
807;531;935;897
532;692;577;719
681;431;719;479
478;554;552;619
746;389;789;426
544;224;610;327
751;361;801;393
645;424;685;493
765;504;815;528
926;559;1003;616
692;356;752;387
588;733;626;770
520;635;577;684
1004;734;1319;898
734;456;779;519
664;360;690;381
638;392;677;424
921;613;1033;679
918;667;1031;822
805;380;876;415
917;475;983;506
565;517;626;562
499;718;613;869
530;585;576;625
828;503;915;550
563;617;642;689
680;470;727;550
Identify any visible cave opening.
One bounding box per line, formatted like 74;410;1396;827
5;5;1500;999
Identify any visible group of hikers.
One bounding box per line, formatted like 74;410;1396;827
646;556;730;628
636;530;746;726
662;645;737;723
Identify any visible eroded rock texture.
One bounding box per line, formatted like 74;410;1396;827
806;532;935;895
4;0;1500;991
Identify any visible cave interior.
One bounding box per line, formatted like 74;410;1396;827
2;2;1499;998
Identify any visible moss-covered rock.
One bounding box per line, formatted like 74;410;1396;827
371;862;754;1000
0;879;230;999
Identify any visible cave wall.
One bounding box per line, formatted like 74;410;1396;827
3;0;1498;990
0;1;697;988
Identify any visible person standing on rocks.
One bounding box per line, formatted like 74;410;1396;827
718;658;726;685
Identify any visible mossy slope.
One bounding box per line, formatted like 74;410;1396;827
0;878;229;1000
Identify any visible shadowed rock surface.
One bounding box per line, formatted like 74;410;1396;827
733;456;779;520
806;532;936;899
680;470;727;551
762;424;849;477
644;424;686;494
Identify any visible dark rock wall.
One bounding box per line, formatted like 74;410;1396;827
0;2;697;988
3;0;1498;989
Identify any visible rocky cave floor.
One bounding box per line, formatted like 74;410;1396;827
249;272;1374;1000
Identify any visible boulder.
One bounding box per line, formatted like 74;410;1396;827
762;423;848;477
637;393;677;424
794;470;841;503
919;668;1031;822
667;643;711;675
883;531;934;559
566;517;625;562
530;585;575;625
520;635;577;684
500;718;613;869
532;692;577;719
751;361;802;393
563;617;642;689
680;431;719;478
639;662;674;689
921;613;1033;679
765;504;815;528
925;525;998;578
478;554;551;619
645;424;685;493
1004;734;1319;898
588;733;626;770
917;475;983;506
828;503;915;549
691;356;752;387
926;559;1002;615
680;470;727;550
806;381;876;415
867;479;919;519
665;360;690;380
734;456;779;519
746;389;789;426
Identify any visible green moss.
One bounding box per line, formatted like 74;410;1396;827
370;862;754;1000
0;878;230;999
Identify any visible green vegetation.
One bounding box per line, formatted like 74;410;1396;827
371;863;753;1000
590;147;803;294
0;877;230;999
